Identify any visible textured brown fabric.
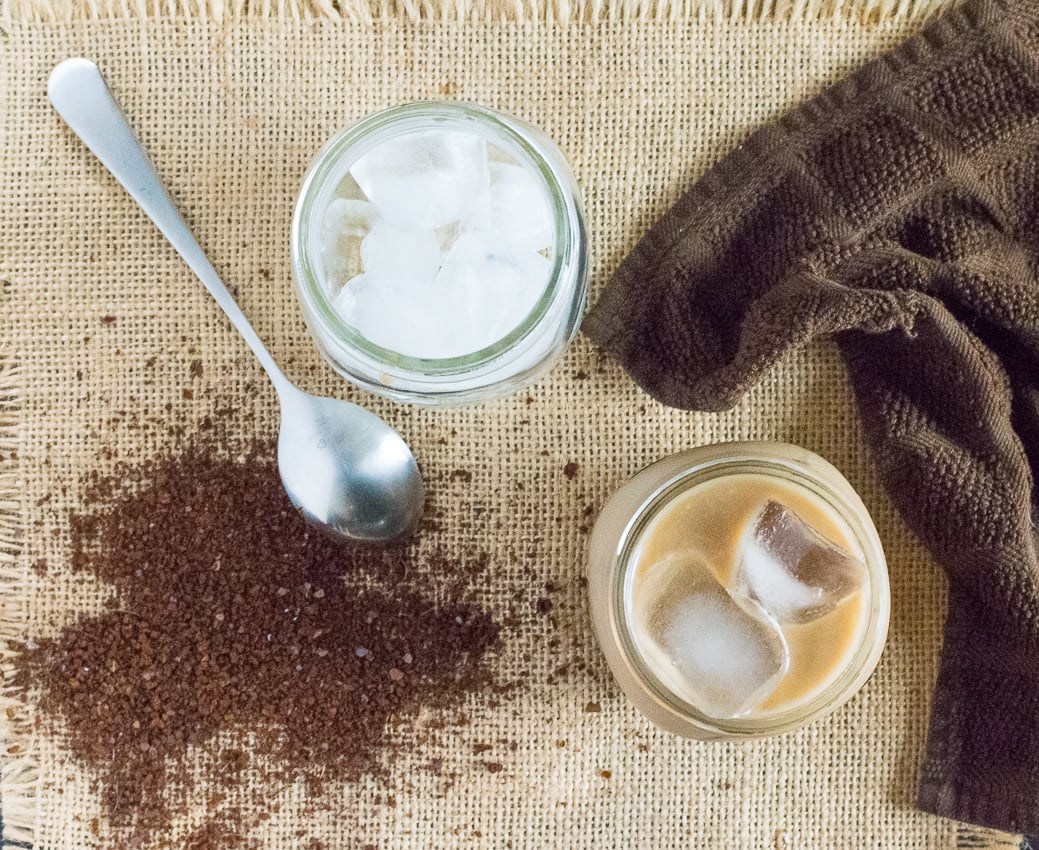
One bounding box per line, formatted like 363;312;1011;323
584;0;1039;835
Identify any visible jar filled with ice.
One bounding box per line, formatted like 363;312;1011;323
291;102;587;405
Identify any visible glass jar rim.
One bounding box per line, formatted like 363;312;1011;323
611;448;890;737
290;100;578;378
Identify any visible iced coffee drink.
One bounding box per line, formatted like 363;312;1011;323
630;474;870;719
587;443;889;738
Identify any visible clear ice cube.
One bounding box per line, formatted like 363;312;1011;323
323;198;376;237
735;501;867;624
321;199;375;287
334;273;365;315
636;554;789;719
359;222;441;287
430;230;551;353
336;243;486;360
488;162;553;252
336;272;437;356
349;130;490;230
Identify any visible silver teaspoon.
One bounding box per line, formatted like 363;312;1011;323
48;58;425;542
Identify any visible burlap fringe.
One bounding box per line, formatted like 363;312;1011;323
956;827;1028;849
0;355;35;849
1;0;954;25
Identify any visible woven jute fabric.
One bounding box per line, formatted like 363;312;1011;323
0;14;1026;850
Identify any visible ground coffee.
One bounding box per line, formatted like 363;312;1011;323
15;438;500;847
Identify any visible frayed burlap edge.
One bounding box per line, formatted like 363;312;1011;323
0;355;34;849
956;826;1027;849
1;0;955;26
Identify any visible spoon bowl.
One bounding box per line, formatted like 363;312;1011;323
48;57;425;542
277;388;424;541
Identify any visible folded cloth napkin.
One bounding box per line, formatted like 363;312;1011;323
584;0;1039;834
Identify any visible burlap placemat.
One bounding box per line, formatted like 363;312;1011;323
0;10;1028;849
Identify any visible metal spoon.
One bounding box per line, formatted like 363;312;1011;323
48;58;425;542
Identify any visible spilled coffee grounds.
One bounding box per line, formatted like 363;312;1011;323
15;439;499;840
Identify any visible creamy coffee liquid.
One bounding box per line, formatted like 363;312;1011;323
628;473;871;719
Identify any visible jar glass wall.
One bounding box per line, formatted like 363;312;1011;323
587;442;890;739
291;101;587;406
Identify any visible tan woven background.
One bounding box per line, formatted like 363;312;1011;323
0;17;1025;849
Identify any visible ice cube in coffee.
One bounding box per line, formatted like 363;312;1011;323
627;473;873;721
634;553;789;718
736;500;867;624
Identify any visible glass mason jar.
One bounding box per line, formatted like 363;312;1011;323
291;101;588;406
587;442;890;739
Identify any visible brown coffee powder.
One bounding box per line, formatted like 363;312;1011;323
14;438;500;846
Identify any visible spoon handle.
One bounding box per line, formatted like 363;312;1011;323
48;58;293;396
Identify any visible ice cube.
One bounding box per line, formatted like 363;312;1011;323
431;230;551;353
430;246;514;353
323;198;376;237
488;162;554;252
735;501;867;624
635;554;789;719
337;274;430;355
333;273;365;315
321;199;375;286
360;222;441;287
509;249;552;315
349;130;490;230
431;253;493;338
335;270;466;359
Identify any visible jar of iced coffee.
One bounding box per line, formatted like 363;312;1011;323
587;442;889;739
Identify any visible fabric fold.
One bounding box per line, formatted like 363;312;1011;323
584;0;1039;834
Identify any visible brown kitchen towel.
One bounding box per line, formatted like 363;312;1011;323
584;0;1039;835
